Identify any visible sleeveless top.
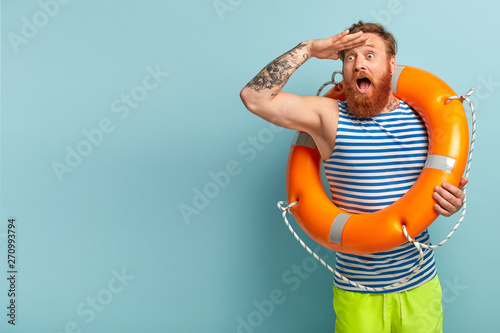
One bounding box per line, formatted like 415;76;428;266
323;100;437;293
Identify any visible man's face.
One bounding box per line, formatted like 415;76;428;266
342;33;396;118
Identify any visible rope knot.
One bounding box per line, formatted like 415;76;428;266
277;201;297;213
446;88;475;104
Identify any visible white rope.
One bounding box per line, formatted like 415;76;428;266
277;201;426;292
402;88;476;249
277;88;476;292
316;71;342;96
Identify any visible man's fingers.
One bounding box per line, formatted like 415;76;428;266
433;203;452;217
458;177;468;190
329;31;366;48
433;182;466;217
334;31;367;49
310;31;368;60
433;191;456;214
330;29;351;42
441;182;465;200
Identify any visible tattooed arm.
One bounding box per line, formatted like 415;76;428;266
240;30;368;138
243;42;311;95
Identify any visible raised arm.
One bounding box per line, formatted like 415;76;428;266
240;30;368;135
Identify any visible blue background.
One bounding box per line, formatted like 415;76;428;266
1;0;498;332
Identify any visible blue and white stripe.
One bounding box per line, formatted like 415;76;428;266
325;100;437;293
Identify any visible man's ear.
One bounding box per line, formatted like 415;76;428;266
389;55;397;75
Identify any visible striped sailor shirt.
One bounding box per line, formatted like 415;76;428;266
324;100;437;293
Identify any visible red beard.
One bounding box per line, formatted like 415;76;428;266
344;65;392;118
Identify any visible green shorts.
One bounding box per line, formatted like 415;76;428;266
333;276;443;333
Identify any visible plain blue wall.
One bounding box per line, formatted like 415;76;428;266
1;0;498;332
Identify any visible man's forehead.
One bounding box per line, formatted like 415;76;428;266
345;33;385;53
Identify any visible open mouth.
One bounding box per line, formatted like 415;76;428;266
356;77;372;94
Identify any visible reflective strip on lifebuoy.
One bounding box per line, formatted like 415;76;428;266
286;65;469;255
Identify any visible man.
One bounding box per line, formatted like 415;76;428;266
240;21;467;332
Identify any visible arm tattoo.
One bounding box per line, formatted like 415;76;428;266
245;43;310;92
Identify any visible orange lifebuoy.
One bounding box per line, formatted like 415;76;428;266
286;65;469;255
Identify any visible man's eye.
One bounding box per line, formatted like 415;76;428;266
347;56;354;61
367;54;374;59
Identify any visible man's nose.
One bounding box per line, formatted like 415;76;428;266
355;59;366;72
